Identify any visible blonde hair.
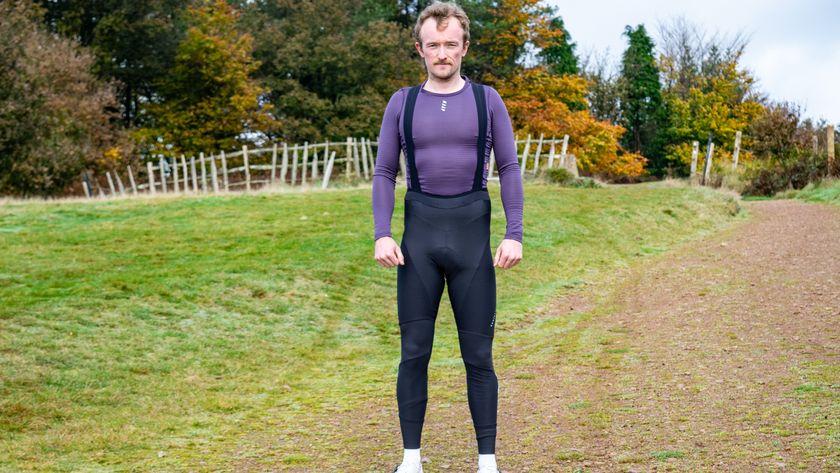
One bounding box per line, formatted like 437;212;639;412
413;1;470;46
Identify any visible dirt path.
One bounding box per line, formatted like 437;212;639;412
240;199;840;472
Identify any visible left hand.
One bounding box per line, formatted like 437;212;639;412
493;238;522;269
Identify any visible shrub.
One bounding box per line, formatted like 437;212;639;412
545;167;574;184
741;150;827;196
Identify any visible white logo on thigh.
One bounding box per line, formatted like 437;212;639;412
441;99;447;112
490;311;496;328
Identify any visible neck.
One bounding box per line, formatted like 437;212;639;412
423;73;465;94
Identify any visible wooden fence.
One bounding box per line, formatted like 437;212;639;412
81;134;579;198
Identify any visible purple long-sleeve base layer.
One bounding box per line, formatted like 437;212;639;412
372;76;524;242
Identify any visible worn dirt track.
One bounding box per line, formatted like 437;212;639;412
239;199;839;473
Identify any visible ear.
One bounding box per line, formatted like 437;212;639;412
462;40;469;56
415;41;423;57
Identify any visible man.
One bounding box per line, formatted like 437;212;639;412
372;2;523;472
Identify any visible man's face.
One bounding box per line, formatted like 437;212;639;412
415;16;469;82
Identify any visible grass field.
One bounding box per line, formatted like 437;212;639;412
0;180;747;472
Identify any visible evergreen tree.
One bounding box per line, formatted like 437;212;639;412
619;24;666;173
538;16;578;76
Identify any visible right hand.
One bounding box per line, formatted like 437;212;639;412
374;236;405;268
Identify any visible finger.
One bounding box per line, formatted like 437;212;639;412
395;245;405;265
496;252;505;269
493;246;501;267
501;251;512;269
386;249;399;267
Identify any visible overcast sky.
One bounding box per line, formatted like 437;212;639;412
549;0;839;125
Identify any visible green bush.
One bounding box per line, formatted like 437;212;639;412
545;167;574;184
566;177;603;188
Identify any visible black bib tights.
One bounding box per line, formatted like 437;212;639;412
395;82;498;455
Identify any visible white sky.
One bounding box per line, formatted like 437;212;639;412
549;0;839;125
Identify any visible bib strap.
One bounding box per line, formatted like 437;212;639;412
402;81;488;193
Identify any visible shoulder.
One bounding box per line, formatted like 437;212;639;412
475;84;507;114
384;87;410;117
482;84;504;103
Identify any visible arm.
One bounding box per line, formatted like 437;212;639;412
372;88;405;241
488;86;524;243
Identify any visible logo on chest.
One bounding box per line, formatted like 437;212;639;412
440;99;447;112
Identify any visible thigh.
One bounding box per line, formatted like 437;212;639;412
445;238;496;336
397;234;445;326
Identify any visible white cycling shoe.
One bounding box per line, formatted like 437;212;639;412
391;463;423;473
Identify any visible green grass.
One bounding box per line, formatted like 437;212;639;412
774;177;840;205
0;181;746;471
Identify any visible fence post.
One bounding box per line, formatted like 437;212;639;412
159;157;168;193
220;151;229;192
180;155;188;191
271;143;278;185
210;154;219;193
243;145;251;192
520;133;531;176
360;137;369;180
690;140;699;180
322;150;336;189
560;135;569;166
532;133;544;176
106;171;116;196
199;152;208;192
127;165;137;194
300;141;309;185
547;137;556;169
346;137;352;179
115;172;126;196
366;138;374;171
732;131;742;170
325;140;331;178
291;144;299;186
702;141;714;186
312;148;319;180
147;161;156;195
280;143;289;186
189;156;197;192
172;156;180;193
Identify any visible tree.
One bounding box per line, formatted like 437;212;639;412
136;0;273;156
580;50;622;124
461;0;561;84
37;0;186;127
242;0;420;142
657;17;765;175
619;24;666;172
537;15;578;76
496;67;646;179
0;1;126;197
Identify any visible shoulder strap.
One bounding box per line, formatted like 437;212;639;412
471;82;488;191
403;85;422;192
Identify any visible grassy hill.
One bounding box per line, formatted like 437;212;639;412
0;180;746;471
